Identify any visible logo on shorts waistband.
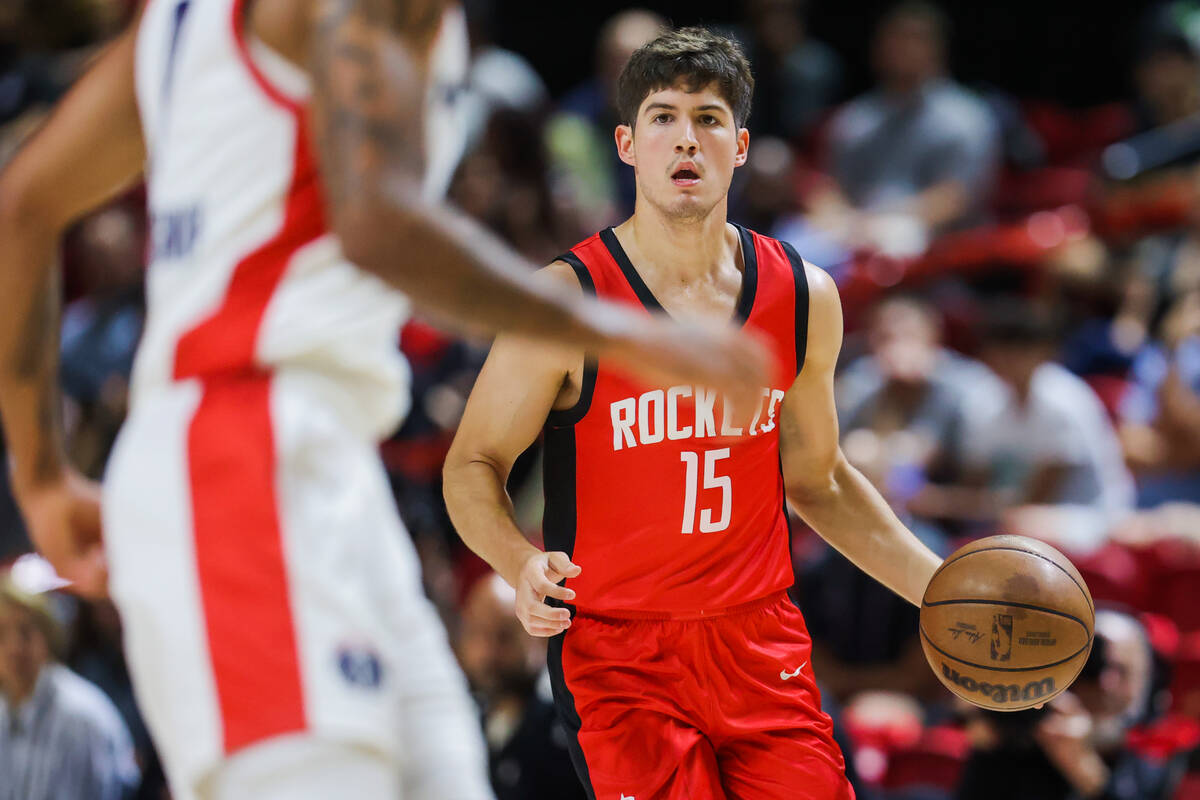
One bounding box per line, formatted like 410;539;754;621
337;644;383;689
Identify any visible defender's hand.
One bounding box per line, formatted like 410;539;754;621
514;550;580;638
606;316;773;419
15;469;107;599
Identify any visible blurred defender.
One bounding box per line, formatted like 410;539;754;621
446;28;943;799
0;1;771;798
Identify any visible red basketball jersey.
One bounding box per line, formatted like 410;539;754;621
544;225;810;615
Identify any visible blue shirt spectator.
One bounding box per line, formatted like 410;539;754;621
0;577;139;800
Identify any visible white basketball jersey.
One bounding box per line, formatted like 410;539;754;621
132;0;468;439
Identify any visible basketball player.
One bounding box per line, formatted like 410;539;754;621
0;3;771;799
444;28;945;799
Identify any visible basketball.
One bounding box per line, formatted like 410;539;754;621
920;535;1094;711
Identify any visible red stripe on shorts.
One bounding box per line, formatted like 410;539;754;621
175;13;327;750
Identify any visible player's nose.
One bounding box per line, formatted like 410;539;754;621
674;122;699;152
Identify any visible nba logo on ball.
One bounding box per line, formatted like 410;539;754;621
991;614;1013;662
920;535;1095;711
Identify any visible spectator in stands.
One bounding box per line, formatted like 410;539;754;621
59;199;145;479
457;573;586;800
1132;13;1200;133
957;612;1176;800
729;0;842;144
546;9;665;228
0;574;139;800
810;1;1000;256
459;0;548;152
837;296;999;504
1120;290;1200;505
933;299;1134;551
452;110;579;264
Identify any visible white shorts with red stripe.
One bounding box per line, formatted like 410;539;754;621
102;369;492;798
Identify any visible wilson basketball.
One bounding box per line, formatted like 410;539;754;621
920;535;1094;711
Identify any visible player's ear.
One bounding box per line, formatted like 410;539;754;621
615;124;636;168
733;128;750;167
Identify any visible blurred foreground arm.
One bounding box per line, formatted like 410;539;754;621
0;29;145;596
780;264;942;606
307;0;769;398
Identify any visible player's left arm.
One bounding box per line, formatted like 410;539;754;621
0;22;146;596
779;263;942;607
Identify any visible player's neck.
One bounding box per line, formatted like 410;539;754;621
618;202;736;283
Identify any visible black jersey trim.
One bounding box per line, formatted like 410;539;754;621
780;241;811;376
542;425;578;561
731;223;759;325
548;634;597;800
546;251;598;428
598;228;664;312
598;226;759;326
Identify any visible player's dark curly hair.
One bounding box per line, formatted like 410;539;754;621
616;26;755;129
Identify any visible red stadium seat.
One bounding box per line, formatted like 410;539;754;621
1170;635;1200;717
1158;564;1200;634
1175;772;1200;800
1072;543;1150;610
880;726;970;792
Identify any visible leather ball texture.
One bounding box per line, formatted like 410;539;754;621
920;535;1094;711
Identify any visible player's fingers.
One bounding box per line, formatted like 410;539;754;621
525;603;571;625
546;551;582;578
524;623;567;638
533;575;575;602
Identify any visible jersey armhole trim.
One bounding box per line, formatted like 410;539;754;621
780;241;810;377
231;0;303;114
546;251;598;429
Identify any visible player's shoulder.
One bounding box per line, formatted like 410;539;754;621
797;258;842;370
539;259;584;293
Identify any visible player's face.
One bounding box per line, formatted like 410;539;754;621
617;83;749;222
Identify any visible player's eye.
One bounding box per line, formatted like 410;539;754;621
653;113;673;124
700;114;719;125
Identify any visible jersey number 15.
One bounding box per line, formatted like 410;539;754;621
680;448;731;534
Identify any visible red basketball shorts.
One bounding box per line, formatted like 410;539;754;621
548;591;855;800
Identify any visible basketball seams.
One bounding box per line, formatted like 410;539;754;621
921;598;1091;631
926;546;1094;615
919;625;1093;673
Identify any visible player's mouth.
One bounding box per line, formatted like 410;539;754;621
671;165;701;187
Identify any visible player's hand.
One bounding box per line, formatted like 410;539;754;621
13;468;107;599
514;550;580;638
606;315;773;419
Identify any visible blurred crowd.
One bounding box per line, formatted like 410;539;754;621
5;0;1200;798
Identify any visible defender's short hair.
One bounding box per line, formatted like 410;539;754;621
616;26;755;129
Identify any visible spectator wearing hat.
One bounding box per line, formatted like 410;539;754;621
0;574;139;800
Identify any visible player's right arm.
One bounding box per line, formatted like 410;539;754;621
301;0;769;403
442;263;582;637
0;25;145;596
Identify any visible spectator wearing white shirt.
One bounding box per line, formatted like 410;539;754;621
968;301;1135;552
907;299;1134;553
0;573;139;800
